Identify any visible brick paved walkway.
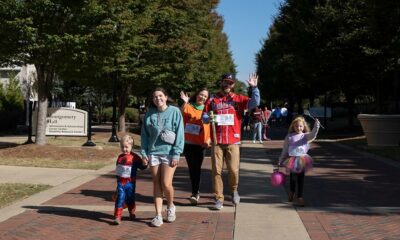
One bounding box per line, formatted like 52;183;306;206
264;139;400;240
1;128;400;240
0;156;236;240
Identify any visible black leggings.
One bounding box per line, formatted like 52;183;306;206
183;143;206;195
289;172;305;198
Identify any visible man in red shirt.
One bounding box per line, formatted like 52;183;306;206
204;73;260;210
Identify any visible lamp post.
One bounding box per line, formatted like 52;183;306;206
24;100;34;144
109;71;119;142
83;100;96;146
109;22;120;143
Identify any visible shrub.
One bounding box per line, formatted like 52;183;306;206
101;107;138;123
125;107;139;123
0;74;24;111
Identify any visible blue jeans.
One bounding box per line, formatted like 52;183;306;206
253;122;262;141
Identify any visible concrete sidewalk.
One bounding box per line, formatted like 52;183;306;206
235;141;310;240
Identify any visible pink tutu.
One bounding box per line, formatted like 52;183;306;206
282;154;313;173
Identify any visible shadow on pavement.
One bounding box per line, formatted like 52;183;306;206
23;205;115;225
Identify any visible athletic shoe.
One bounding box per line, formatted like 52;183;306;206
288;192;294;202
214;200;223;210
166;205;176;222
150;215;163;227
232;191;240;205
190;194;200;206
114;218;121;225
297;198;305;207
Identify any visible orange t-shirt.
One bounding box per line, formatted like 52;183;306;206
181;103;210;146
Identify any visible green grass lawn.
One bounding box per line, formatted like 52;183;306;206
0;183;51;209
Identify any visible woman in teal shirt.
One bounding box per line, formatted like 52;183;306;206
141;87;184;227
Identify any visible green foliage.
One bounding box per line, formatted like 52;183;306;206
102;107;138;123
0;0;237;136
125;107;138;123
0;73;24;111
257;0;400;115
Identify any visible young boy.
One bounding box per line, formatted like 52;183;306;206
114;135;148;224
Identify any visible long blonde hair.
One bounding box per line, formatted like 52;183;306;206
288;116;310;133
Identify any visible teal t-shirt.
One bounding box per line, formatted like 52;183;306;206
140;105;184;160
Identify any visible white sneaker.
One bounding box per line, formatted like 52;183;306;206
166;205;176;222
252;140;256;143
232;191;240;205
214;200;223;210
150;215;163;227
190;194;200;206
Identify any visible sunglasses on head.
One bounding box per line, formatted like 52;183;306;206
222;79;235;84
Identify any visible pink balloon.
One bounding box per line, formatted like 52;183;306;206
271;170;285;187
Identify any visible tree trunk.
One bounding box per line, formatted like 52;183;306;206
119;113;126;132
117;83;131;132
35;65;52;145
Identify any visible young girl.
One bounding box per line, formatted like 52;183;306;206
278;116;320;206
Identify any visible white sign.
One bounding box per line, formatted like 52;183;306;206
32;107;88;136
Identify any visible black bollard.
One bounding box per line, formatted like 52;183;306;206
83;101;96;147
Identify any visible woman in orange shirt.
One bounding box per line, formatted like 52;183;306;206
180;88;210;205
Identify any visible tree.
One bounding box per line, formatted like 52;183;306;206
0;0;105;144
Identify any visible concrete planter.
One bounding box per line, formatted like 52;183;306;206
357;114;400;146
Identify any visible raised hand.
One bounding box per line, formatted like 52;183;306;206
247;73;258;87
180;91;190;103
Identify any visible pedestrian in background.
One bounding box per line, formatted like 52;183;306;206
262;106;271;140
250;106;264;144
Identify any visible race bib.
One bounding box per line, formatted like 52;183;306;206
116;164;132;178
288;146;307;156
216;114;234;126
185;123;201;135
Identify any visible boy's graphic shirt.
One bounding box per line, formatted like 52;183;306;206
116;152;146;184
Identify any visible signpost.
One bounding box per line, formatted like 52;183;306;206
32;107;88;136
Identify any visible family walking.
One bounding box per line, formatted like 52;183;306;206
113;72;320;227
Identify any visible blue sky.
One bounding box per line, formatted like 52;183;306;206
216;0;283;82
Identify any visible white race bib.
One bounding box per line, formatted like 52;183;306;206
185;123;201;135
288;146;307;156
216;114;234;126
116;164;132;178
